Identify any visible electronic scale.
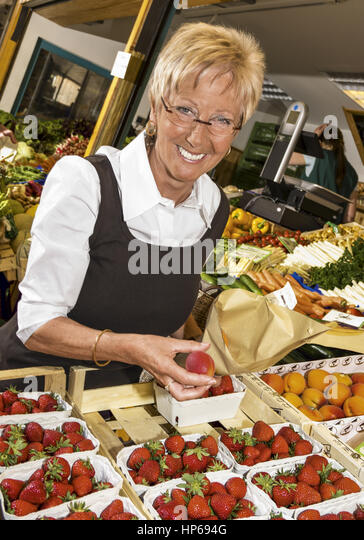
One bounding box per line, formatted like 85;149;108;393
239;102;351;230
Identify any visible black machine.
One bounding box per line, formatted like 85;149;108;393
239;102;351;231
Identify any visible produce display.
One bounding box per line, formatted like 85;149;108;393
250;455;361;511
125;434;229;487
260;370;364;421
219;422;317;468
297;506;364;520
0;388;64;416
151;472;259;520
43;499;139;520
0;421;96;468
0;456;116;517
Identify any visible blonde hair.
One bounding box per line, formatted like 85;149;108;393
149;22;265;125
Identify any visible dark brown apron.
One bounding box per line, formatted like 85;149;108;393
0;155;229;389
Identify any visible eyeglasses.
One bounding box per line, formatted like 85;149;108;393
161;97;243;137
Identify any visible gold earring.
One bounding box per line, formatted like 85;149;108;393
226;147;232;158
146;121;157;138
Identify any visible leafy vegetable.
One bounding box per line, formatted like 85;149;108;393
309;238;364;290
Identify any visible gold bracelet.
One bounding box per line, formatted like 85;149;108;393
92;329;113;368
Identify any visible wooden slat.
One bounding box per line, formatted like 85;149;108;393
111;407;169;443
83;411;124;461
26;0;232;26
178;423;220;438
0;366;66;397
80;382;155;414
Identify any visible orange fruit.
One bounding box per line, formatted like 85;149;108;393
343;396;364;417
283;373;306;395
298;405;324;422
327;382;352;407
351;383;364;399
332;373;352;387
307;369;330;392
283;392;304;408
302;388;327;409
351;373;364;385
319;405;345;421
261;374;284;395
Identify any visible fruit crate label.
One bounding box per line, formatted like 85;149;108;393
323;309;364;328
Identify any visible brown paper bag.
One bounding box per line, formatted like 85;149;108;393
202;289;328;374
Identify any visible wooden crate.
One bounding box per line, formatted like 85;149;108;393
0;365;66;397
0;244;16;281
66;366;284;519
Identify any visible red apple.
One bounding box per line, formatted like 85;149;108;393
185;351;215;377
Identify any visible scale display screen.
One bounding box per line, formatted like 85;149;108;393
286;110;300;125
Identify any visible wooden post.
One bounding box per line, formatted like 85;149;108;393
0;1;31;95
85;0;175;155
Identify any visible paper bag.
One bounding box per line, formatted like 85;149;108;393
202;289;328;374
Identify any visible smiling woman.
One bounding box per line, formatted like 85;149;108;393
0;22;265;400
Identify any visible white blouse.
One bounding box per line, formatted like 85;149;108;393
17;132;221;344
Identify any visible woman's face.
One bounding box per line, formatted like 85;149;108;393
149;67;243;191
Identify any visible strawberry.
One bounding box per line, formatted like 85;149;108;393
275;472;297;484
46;480;74;498
272;482;296;508
160;454;182;477
235;507;255;519
337;511;355;520
110;512;138;520
2;424;24;441
297;464;321;487
297;509;321;520
271;435;289;455
153;493;171;509
55;446;74;455
66;432;84;446
252;421;274;443
42;429;63;449
293;440;313;456
333;477;361;496
277;426;301;445
38;394;58;412
185;441;197;450
354;505;364;520
71;458;95;479
40;497;65;510
220;428;244;453
209;482;227;495
43;456;71;481
319;483;338;501
62;421;82;434
100;499;125;520
10;500;38;517
181;472;211;497
327;470;343;483
63;502;97;520
72;475;93;497
321;513;339;520
221;375;234;394
183;447;210;473
1;478;25;501
75;439;95;452
0;439;9;453
158;500;185;520
2;387;19;408
251;472;274;496
19;480;47;505
127;447;152;470
210;493;236;520
171;488;188;505
138;459;161;484
225;477;247;500
165;435;185;455
24;422;44;443
144;440;165;458
187;495;212;519
200;435;218;457
10;401;28;415
211;384;225;397
255;446;272;463
243;446;260;460
0;394;3;412
293;482;322;506
305;455;329;473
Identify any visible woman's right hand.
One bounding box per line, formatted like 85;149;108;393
122;334;217;401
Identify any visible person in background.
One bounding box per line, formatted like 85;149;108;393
290;124;358;223
0;123;17;144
